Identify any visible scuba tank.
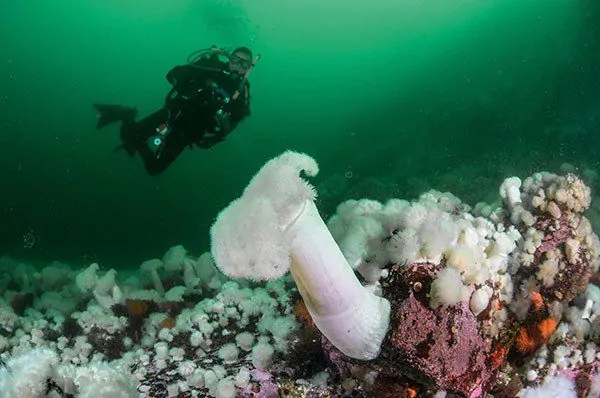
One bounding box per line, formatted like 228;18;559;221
187;46;233;70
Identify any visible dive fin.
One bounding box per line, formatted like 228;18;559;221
93;104;138;129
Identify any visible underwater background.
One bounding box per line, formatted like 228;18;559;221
1;0;600;271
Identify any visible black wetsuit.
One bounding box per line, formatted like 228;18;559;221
119;55;251;176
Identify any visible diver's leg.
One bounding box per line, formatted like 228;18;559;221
138;132;188;176
119;108;170;157
128;109;170;140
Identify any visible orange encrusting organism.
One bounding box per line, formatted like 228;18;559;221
490;347;507;368
538;317;558;340
515;316;558;354
528;291;544;311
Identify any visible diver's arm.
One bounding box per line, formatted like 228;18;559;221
230;84;251;121
196;107;240;150
195;111;245;150
242;84;251;117
210;84;249;138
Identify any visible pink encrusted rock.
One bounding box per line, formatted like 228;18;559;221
372;262;496;397
508;173;597;307
384;293;491;397
528;213;590;303
320;262;502;397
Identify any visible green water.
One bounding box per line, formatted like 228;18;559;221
1;0;599;269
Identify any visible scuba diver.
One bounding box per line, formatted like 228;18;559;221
93;46;258;176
